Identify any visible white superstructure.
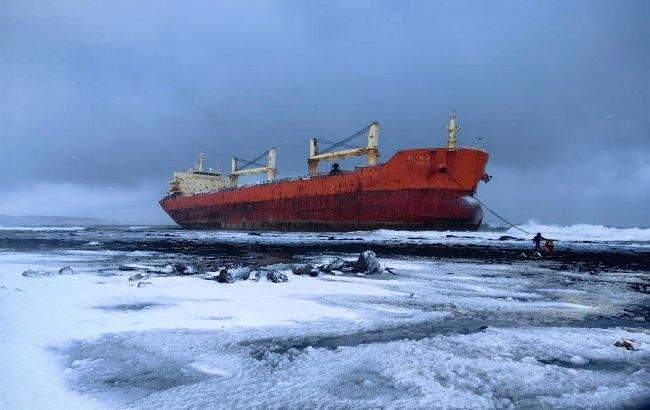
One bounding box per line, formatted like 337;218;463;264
168;153;230;197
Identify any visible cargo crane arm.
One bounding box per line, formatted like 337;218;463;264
308;122;379;175
230;147;277;187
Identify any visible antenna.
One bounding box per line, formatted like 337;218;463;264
197;152;206;172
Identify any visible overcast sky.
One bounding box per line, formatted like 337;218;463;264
1;0;649;226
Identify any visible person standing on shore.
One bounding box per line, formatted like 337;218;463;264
533;233;546;251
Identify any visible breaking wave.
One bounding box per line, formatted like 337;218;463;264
505;222;650;242
374;222;650;244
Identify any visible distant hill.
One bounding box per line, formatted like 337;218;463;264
0;215;118;226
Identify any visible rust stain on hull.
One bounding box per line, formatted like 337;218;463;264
160;148;489;232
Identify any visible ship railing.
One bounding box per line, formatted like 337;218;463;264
164;161;389;199
460;145;488;153
169;168;361;198
225;169;355;189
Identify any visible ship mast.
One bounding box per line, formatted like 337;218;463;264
196;153;206;172
447;112;460;150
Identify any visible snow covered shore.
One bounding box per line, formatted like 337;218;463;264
1;230;649;408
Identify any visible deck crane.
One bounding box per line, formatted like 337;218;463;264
230;148;277;187
307;122;379;175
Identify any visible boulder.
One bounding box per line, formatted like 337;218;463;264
22;267;75;277
119;264;170;274
354;250;381;274
216;269;235;283
229;266;251;281
292;265;319;277
319;258;346;273
137;281;153;288
160;265;175;274
119;265;143;272
22;269;53;277
59;266;74;275
614;339;635;350
498;235;518;241
267;271;288;283
174;263;196;275
128;273;150;282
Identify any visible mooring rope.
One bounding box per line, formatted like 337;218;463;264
446;171;532;235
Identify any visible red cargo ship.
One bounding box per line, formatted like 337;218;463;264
160;114;490;231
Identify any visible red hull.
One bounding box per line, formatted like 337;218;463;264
160;148;489;231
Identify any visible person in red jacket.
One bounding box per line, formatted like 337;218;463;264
544;239;555;254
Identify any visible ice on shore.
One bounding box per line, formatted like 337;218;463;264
97;326;646;409
0;246;648;409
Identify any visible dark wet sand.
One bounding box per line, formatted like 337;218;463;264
3;236;648;273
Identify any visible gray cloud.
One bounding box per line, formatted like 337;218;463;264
1;0;649;226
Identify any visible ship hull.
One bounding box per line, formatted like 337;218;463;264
160;148;489;232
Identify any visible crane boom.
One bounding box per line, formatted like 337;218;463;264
307;122;379;175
